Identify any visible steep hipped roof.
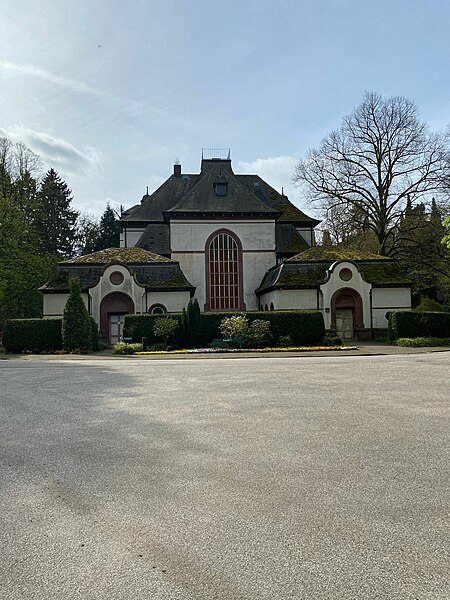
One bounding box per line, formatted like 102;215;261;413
275;224;310;255
167;159;278;216
120;157;318;224
135;224;171;255
41;247;194;293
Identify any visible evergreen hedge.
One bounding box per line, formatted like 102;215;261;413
388;311;450;340
3;318;62;352
124;310;325;347
62;278;92;352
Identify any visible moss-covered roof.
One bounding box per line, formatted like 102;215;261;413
288;246;390;262
62;247;172;265
257;251;410;294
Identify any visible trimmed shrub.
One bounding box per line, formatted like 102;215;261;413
3;318;62;353
62;278;92;352
124;310;324;347
389;311;450;340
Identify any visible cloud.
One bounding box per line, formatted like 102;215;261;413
0;126;101;174
0;59;106;98
237;155;300;201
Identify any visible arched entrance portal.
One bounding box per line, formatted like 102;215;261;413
100;292;135;344
331;288;363;341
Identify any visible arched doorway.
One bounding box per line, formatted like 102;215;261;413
331;288;363;341
100;292;135;344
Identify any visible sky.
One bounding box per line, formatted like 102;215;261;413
1;0;449;218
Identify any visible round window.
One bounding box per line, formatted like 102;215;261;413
339;268;353;281
149;304;166;315
110;271;124;285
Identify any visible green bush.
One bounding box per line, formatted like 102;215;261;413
388;311;450;340
112;342;143;355
154;317;178;345
278;335;292;347
62;278;92;353
220;315;249;338
90;317;99;351
2;318;62;353
396;337;450;347
246;319;272;348
322;337;343;346
124;310;324;347
413;298;443;312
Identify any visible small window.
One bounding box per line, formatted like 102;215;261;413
148;304;167;315
110;271;124;285
213;182;227;196
339;268;353;282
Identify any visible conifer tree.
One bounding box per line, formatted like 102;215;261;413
35;169;79;258
94;203;119;251
62;277;92;352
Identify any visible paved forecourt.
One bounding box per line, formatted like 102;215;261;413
0;354;448;599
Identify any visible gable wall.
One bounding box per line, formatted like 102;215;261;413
170;220;276;310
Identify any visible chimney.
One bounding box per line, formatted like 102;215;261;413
173;163;181;177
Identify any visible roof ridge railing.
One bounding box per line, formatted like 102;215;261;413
202;148;231;160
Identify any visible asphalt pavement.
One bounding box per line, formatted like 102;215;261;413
0;354;449;599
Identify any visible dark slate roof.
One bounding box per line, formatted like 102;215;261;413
275;224;310;255
41;247;194;292
239;175;320;225
257;248;410;294
121;175;200;222
167;160;278;216
119;158;319;224
135;224;171;255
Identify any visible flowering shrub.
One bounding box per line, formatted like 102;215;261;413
220;315;249;338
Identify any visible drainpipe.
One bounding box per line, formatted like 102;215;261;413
369;287;374;341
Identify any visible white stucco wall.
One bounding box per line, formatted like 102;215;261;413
170;220;276;311
259;289;318;311
371;287;412;329
89;264;146;324
320;261;372;330
43;293;88;317
146;291;191;312
121;228;146;248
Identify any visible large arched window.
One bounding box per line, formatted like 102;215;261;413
205;229;245;311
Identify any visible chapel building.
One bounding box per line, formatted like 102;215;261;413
41;149;411;342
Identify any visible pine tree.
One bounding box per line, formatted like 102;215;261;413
62;277;92;352
94;203;119;251
35;169;79;258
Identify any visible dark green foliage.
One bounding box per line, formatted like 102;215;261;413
396;337;450;347
388;311;450;340
185;298;201;347
94;204;119;251
413;297;443;312
3;318;62;352
62;277;92;352
90;316;99;351
35;169;79;258
124;310;325;347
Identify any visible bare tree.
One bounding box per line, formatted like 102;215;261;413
294;92;449;255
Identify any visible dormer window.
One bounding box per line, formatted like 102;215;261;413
213;181;228;196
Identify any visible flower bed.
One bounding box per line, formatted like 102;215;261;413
134;345;356;355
